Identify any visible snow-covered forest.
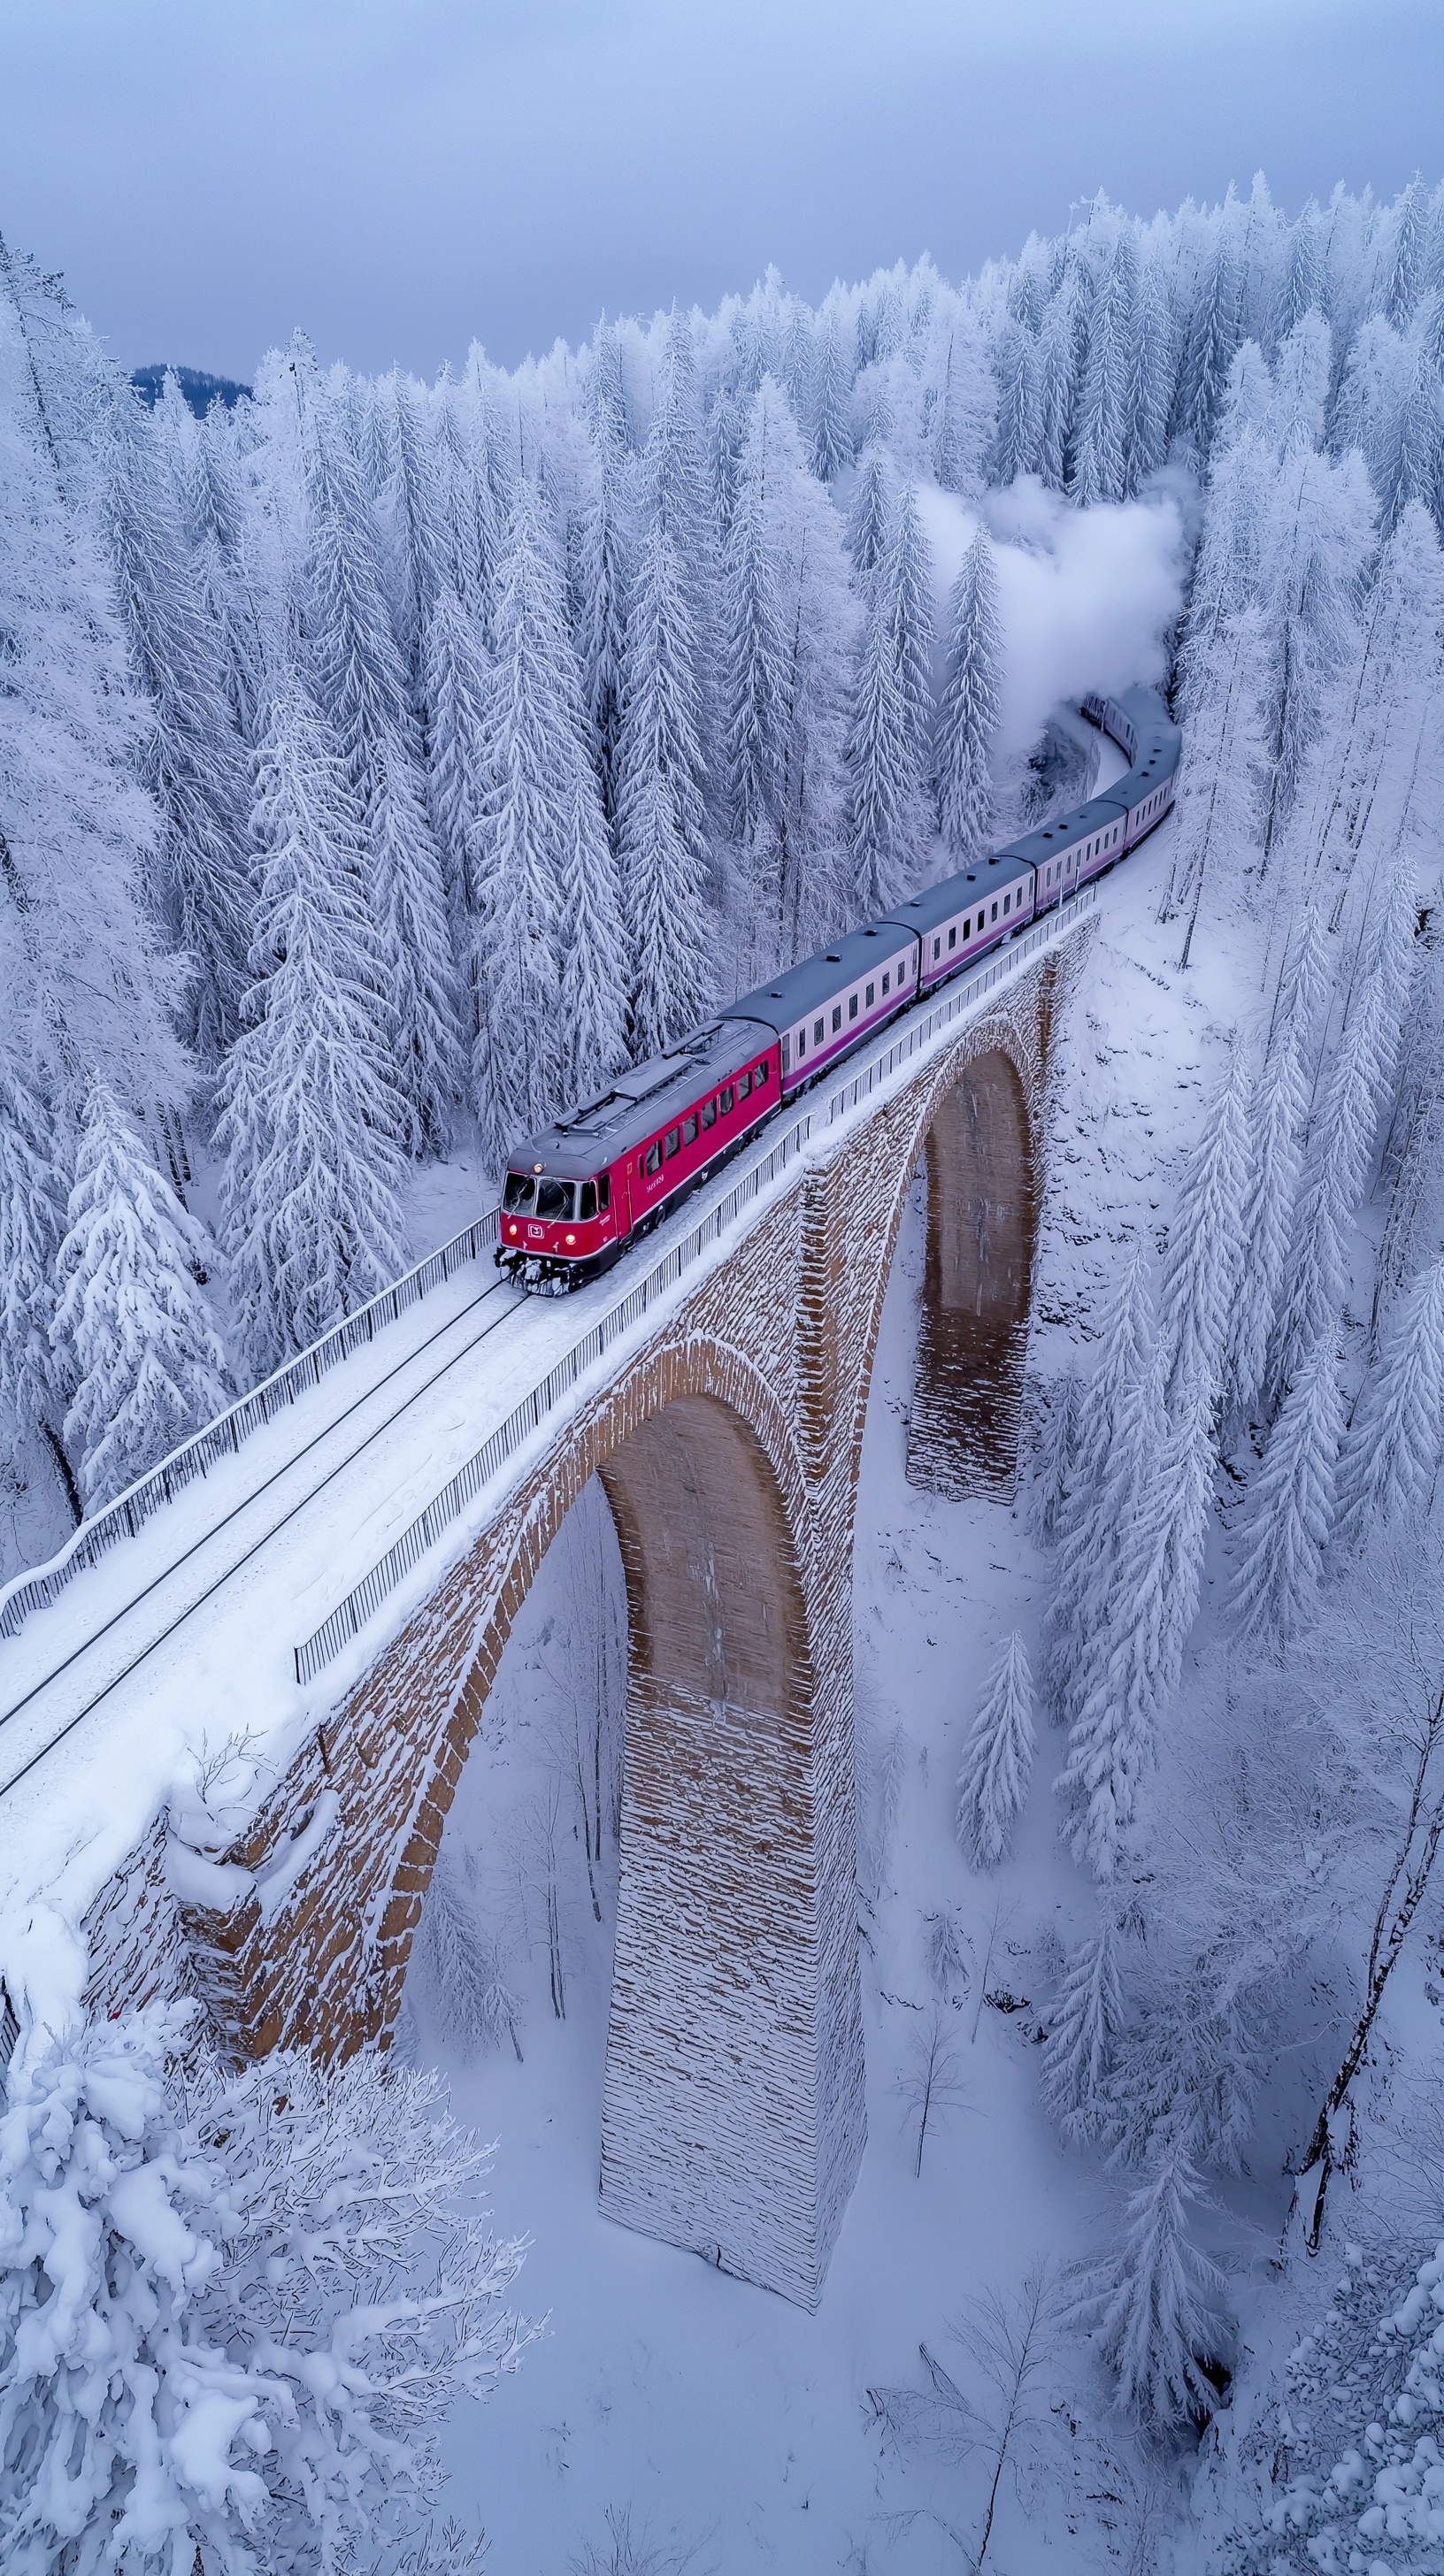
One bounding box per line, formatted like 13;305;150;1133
5;172;1444;2569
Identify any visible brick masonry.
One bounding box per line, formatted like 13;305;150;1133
84;940;1081;2310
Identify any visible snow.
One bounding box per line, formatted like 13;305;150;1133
414;1171;1124;2574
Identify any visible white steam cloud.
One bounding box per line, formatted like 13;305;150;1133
915;478;1188;761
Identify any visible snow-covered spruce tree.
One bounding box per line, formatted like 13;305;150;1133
1025;1372;1079;1552
0;2002;530;2576
1268;877;1416;1406
106;394;253;1065
1071;2130;1231;2439
1334;1253;1444;1552
0;1051;74;1515
718;380;856;963
469;475;607;1164
1039;1914;1125;2148
956;1631;1037;1871
1045;1244;1162;1717
1121;251;1175;493
1069;228;1135;506
843;439;894;593
1231;1331;1344;1644
1056;1387;1214;1883
303;387;462;1154
614;514;712;1056
927;307;996;497
412;1846;524;2062
933;524;1002;866
1156;1047;1256;1419
0;255;187;1116
50;1081;229;1511
844;481;934;916
1223;1011;1310;1425
216;678;408;1376
810;295;856;481
571;434;631;826
556;771;628;1107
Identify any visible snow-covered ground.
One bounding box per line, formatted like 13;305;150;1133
409;802;1293;2572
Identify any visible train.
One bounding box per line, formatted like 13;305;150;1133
495;686;1181;1291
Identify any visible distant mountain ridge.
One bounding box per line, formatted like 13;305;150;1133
130;364;251;416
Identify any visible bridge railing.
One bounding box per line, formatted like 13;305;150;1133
293;885;1098;1684
0;1213;501;1645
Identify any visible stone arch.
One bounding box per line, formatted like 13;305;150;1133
363;1341;861;2309
906;1045;1038;1499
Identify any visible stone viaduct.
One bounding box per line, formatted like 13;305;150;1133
8;916;1089;2312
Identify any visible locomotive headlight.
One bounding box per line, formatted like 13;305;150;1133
565;1232;576;1246
507;1223;518;1238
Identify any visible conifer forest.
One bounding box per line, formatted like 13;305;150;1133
5;174;1444;2570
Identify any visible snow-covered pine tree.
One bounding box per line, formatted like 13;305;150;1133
933;525;1002;865
411;1847;522;2061
1166;602;1270;965
1268;879;1415;1405
0;1053;71;1504
614;513;712;1055
1026;1372;1079;1550
844;440;894;593
1334;1254;1444;1551
50;1081;229;1511
956;1630;1037;1870
1223;1025;1309;1425
216;678;408;1376
0;2002;532;2576
810;296;855;480
1231;1330;1344;1643
718;380;856;962
469;475;608;1163
990;312;1038;486
571;435;631;824
1046;1245;1163;1714
1121;252;1175;493
303;389;462;1154
556;770;628;1105
1070;229;1135;506
927;308;995;496
1056;1387;1214;1882
1039;1914;1125;2147
1157;1048;1256;1418
0;259;186;1115
844;481;934;915
107;394;253;1064
1071;2129;1230;2434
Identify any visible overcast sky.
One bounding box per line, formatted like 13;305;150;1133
3;0;1439;383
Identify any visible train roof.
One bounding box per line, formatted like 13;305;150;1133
997;794;1129;871
504;1016;776;1177
722;916;921;1035
878;846;1034;935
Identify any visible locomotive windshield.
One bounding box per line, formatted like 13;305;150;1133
536;1178;575;1219
503;1173;536;1214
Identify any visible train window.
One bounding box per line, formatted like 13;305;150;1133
537;1178;574;1219
644;1140;661;1176
664;1126;680;1158
964;918;971;938
755;1059;769;1085
882;972;890;995
991;902;998;922
865;982;875;1007
580;1181;598;1221
815;1018;826;1045
795;1027;806;1056
933;938;941;960
683;1115;698;1145
598;1173;611;1209
849;993;859;1020
702;1098;717;1131
720;1085;734;1114
736;1069;751;1100
781;1036;791;1072
503;1173;537;1215
832;1007;842;1033
948;928;956;950
1003;893;1010;914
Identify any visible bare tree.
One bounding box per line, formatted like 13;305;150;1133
895;2005;972;2176
1287;1527;1444;2251
571;2503;711;2574
868;2264;1063;2568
